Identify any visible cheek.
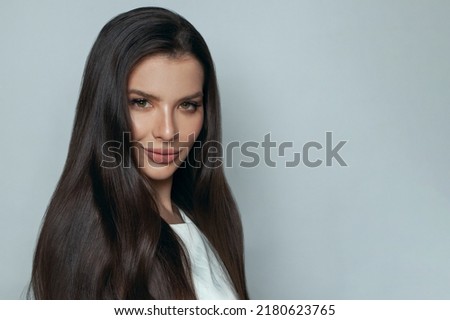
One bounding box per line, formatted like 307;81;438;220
181;113;204;144
129;112;149;140
177;115;203;163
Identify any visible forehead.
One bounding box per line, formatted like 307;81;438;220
128;54;204;98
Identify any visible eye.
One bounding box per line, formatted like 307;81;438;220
129;98;151;109
179;101;200;112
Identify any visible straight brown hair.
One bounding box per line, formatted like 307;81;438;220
30;7;248;299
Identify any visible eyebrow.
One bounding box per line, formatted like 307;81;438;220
128;89;203;102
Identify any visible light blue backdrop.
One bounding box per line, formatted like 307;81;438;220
1;0;449;299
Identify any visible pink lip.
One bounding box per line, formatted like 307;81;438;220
145;148;179;164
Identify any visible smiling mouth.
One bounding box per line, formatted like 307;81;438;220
144;148;180;164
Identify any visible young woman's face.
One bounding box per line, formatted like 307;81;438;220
127;54;204;182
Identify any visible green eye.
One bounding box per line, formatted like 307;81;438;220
130;98;150;108
179;101;199;111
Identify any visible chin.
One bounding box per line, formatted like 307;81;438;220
140;164;179;181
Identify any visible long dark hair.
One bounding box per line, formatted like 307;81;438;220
30;7;248;299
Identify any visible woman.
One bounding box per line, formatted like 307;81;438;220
31;7;248;299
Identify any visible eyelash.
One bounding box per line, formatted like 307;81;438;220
129;98;150;109
179;101;200;111
128;98;201;111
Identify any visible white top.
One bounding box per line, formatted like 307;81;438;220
170;210;238;300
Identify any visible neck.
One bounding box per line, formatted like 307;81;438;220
151;177;182;223
152;177;173;211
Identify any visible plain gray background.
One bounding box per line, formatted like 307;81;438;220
1;0;449;299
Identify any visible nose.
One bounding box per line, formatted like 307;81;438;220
152;104;177;142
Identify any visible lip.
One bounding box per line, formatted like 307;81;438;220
145;148;179;164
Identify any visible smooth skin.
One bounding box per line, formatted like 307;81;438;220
127;54;204;223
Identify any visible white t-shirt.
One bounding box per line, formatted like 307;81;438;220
170;209;238;300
